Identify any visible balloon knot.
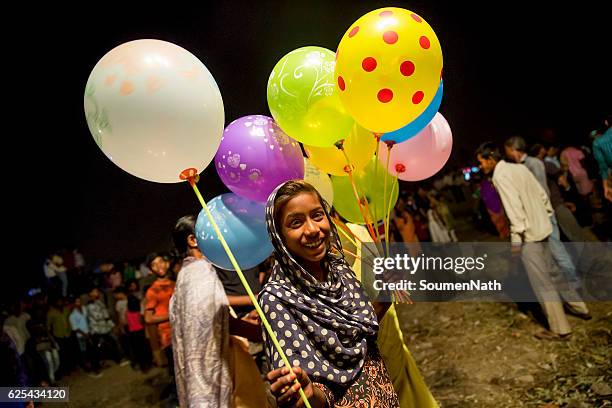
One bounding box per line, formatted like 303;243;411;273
384;140;396;148
395;164;406;173
343;164;355;173
334;140;345;150
180;168;200;185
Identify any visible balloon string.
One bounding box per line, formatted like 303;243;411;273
363;198;380;243
382;167;414;306
329;246;374;269
346;170;377;242
383;143;393;257
188;178;312;408
341;248;367;265
360;199;385;257
371;133;383;244
336;142;378;242
385;172;399;257
332;218;379;260
332;218;358;246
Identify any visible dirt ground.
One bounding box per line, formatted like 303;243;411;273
45;301;611;408
398;301;612;408
47;364;172;408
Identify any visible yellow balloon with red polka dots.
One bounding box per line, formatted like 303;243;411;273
335;7;443;133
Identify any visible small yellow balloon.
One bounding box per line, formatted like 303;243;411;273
303;157;334;205
304;124;377;176
335;7;443;133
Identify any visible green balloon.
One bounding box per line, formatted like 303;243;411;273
331;157;399;224
267;46;354;147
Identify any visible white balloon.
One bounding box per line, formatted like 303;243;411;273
84;39;224;183
303;157;334;205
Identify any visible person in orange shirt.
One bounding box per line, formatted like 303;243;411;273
144;252;176;402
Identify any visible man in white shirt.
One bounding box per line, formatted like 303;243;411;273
504;136;581;290
476;142;590;339
69;296;102;377
44;255;68;297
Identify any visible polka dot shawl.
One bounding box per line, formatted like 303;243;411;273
259;183;379;386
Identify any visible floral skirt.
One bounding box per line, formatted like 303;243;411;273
314;346;400;408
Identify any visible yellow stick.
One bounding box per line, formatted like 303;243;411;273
361;199;385;257
332;219;359;247
189;180;311;408
332;219;379;260
383;144;392;257
371;134;383;244
385;174;399;255
346;169;377;242
337;144;379;243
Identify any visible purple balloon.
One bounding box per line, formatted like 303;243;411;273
215;115;304;202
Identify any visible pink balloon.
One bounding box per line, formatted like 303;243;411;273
377;113;452;181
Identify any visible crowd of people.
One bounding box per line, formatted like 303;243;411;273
1;244;276;406
2;118;610;407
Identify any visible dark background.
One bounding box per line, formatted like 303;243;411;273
10;1;610;296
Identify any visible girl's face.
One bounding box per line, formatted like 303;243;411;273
279;192;331;264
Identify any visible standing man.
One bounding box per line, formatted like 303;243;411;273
477;142;590;340
505;136;581;289
86;287;125;365
69;296;102;377
47;297;74;377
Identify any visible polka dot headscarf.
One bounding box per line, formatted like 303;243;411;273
259;181;379;386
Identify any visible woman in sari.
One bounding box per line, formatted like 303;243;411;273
262;180;399;407
169;215;272;408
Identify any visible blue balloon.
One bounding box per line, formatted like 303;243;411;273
381;80;444;143
196;193;273;270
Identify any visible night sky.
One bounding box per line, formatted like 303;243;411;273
14;1;610;296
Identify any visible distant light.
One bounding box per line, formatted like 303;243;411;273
28;288;42;297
